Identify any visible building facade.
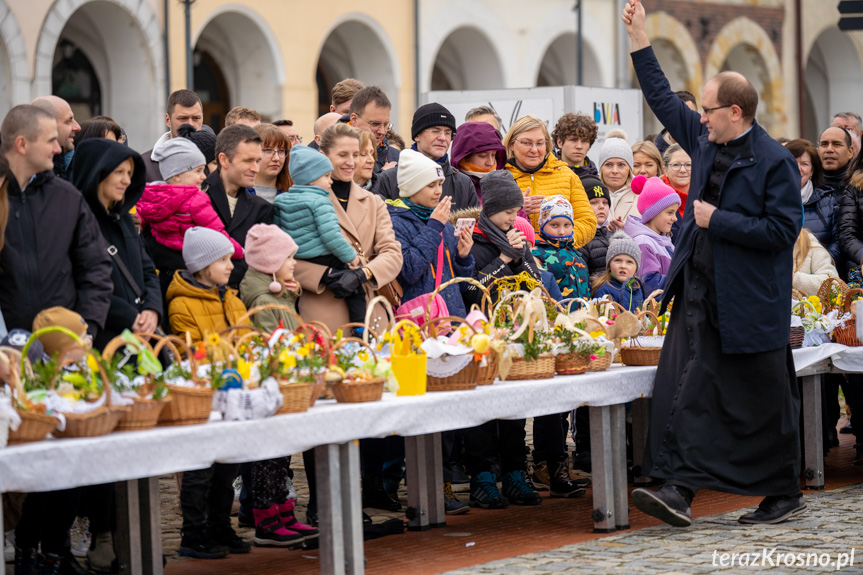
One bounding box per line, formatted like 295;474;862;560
0;0;860;150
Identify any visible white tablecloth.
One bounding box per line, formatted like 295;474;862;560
829;345;863;372
0;365;655;493
793;343;849;371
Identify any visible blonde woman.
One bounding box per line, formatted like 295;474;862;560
632;140;664;178
503;115;595;245
793;229;837;296
598;137;635;230
354;130;378;191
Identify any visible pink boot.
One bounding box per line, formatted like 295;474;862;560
277;500;319;540
252;505;304;547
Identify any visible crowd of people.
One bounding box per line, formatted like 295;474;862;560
3;0;863;569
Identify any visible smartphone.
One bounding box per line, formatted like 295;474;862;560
455;217;476;237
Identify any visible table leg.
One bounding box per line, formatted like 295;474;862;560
588;405;615;533
802;374;825;490
610;404;629;531
1;494;5;575
339;441;364;575
631;398;651;486
425;434;446;528
115;480;143;575
316;443;346;575
404;436;430;531
139;478;163;575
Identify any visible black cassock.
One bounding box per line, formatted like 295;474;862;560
642;227;801;497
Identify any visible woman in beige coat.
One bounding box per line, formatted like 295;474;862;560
793;228;838;296
293;123;403;333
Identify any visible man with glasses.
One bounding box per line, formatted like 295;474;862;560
273;119;303;146
372;103;479;209
344;86;401;172
623;0;804;527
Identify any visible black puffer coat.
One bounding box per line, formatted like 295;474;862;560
577;226;609;276
71;139;163;349
838;174;863;280
803;185;840;261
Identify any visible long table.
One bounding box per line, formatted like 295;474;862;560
0;364;655;575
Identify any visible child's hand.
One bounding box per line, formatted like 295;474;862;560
284;280;300;293
349;256;362;268
607;216;625;232
430;196;452;223
457;226;474;258
507;229;526;251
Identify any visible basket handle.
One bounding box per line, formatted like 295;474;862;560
636;310;664;336
427;277;493;320
0;347;32;410
153;334;207;388
331;336;378;365
487;274;552;304
817;276;848;311
844;288;863;314
236;303;305;331
424;315;478;339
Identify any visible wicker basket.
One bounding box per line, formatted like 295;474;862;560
154;335;215;426
309;371;328;406
102;334;171;432
587;352;613;372
427;359;479;391
555;353;591;375
619;346;662;366
503;354;556;381
0;347;60;445
790;326;805;349
331;338;387;403
277;381;312;414
332;378;385;403
477;353;499;385
833;288;863;347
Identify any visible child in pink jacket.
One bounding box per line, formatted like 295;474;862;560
137;136;243;259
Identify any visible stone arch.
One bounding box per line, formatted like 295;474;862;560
524;5;613;89
535;33;603;88
429;26;505;92
803;26;863;141
194;6;285;128
0;2;28;111
705;17;785;136
636;12;704;138
316;14;401;120
33;0;164;150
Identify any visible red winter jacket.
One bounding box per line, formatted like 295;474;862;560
136;183;243;259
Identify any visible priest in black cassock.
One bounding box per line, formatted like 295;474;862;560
622;0;805;527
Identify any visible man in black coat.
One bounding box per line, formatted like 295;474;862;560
818;126;854;196
31;95;80;181
373;103;480;210
2;104;113;573
206;125;274;288
342;86;400;172
142;89;205;182
623;0;804;527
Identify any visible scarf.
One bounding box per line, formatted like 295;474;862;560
508;157;547;175
459;159;494;182
801;179;814;204
411;143;449;167
539;230;574;244
403;198;434;222
477;211;523;260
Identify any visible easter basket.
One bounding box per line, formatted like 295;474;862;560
102;333;172;431
619;311;664;366
423;316;481;392
330;338;386;403
155;335;215;426
1;347;60;445
831;287;863;347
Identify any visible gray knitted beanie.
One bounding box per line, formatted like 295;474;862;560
182;226;235;273
605;231;642;272
480;170;524;217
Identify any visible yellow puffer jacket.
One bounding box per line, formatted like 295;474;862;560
506;155;597;248
166;270;249;343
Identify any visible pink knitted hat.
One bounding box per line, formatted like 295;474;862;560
245;224;299;274
631;175;680;224
512;216;536;247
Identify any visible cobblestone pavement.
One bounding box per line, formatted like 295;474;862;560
442;482;863;575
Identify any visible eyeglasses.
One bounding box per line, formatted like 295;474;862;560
668;162;692;171
515;139;547;150
425;127;452;139
701;104;732;115
357;116;393;131
262;148;288;158
288;135;303;144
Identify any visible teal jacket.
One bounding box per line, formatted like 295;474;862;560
273;185;357;263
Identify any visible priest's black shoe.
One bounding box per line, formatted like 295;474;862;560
631;485;692;527
738;495;806;525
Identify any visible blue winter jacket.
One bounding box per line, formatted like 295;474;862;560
273;184;357;263
387;202;475;318
803;185;839;261
593;277;644;312
632;46;802;353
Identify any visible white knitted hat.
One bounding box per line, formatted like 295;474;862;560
598;137;634;171
397;149;445;198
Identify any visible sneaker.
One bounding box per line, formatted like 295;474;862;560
443;482;469;515
210;527;252;554
69;517;90;558
738;495;806;525
571;451;592;473
568;468;591;487
85;532;116;574
549;462;587;498
178;534;230;559
631;485;692;527
469;471;509;509
501;470;542;506
450;464;470;486
528;462;549;491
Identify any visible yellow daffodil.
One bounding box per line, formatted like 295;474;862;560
282;354;297;369
357;350;369;362
807;295;823;314
589;330;605;338
87;354;100;373
237;358;251;380
296;346;309;358
207;333;221;347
